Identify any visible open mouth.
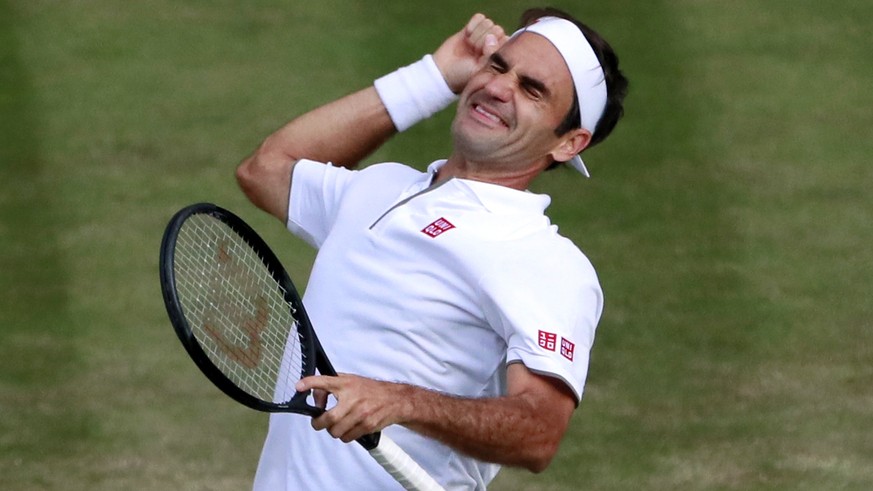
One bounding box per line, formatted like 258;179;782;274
471;103;509;128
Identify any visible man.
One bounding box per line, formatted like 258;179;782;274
237;7;627;490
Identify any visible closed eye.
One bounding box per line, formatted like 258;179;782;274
488;53;509;74
520;76;548;100
487;52;549;101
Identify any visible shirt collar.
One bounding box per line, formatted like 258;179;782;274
425;160;552;215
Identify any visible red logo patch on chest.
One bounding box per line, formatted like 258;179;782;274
421;217;455;238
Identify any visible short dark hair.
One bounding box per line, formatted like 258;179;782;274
519;8;629;164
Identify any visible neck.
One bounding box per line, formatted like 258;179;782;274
434;152;547;191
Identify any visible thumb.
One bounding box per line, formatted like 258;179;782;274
483;34;499;57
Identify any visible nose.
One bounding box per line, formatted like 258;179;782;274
482;72;514;103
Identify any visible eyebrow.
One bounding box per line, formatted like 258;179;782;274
520;74;549;98
489;52;550;98
489;52;509;72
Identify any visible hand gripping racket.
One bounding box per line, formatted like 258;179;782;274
159;203;444;491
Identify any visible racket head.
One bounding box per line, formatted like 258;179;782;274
159;202;320;415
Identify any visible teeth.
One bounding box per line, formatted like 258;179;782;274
474;105;503;125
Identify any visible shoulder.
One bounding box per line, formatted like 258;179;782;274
358;162;424;181
485;231;599;294
292;160;427;203
295;159;421;181
335;162;430;207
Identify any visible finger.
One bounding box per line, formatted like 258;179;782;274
310;398;349;432
312;388;329;409
474;27;507;65
311;405;359;442
468;17;496;46
339;422;380;444
339;427;366;444
330;418;360;443
464;13;486;35
484;25;506;43
482;33;500;58
310;412;329;431
471;24;506;58
493;25;508;45
296;375;338;393
330;410;381;444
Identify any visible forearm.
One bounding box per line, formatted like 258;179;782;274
300;365;575;473
236;87;395;220
248;11;504;168
258;86;396;168
398;385;567;473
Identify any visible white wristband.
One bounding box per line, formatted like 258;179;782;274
374;55;458;132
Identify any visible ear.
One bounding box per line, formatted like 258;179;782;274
550;128;592;163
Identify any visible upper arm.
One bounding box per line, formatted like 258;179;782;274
506;362;576;423
505;363;576;471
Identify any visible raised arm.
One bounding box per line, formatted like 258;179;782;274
235;87;395;222
235;13;507;222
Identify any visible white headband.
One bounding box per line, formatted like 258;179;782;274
513;17;607;177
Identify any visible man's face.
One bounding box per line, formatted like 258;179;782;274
451;32;576;170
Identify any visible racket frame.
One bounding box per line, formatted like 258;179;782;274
159;202;319;415
159;202;444;491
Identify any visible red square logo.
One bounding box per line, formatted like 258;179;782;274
538;330;557;351
560;338;575;361
421;217;455;238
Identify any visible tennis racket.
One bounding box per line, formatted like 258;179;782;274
159;202;444;491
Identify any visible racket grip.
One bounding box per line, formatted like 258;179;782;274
368;434;445;491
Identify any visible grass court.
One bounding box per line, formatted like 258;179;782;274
1;0;872;489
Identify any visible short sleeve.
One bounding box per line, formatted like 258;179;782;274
287;159;356;249
479;241;603;403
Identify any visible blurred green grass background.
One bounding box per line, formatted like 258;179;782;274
2;0;871;489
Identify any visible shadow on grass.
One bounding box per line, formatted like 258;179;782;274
0;0;91;473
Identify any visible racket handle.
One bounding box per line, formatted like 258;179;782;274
368;434;445;491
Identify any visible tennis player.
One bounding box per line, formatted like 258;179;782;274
237;7;628;490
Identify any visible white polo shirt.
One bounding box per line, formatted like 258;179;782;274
253;159;603;491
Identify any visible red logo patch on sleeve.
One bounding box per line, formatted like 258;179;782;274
538;330;557;351
421;217;455;238
560;338;575;361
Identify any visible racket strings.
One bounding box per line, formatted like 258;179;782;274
174;215;306;404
